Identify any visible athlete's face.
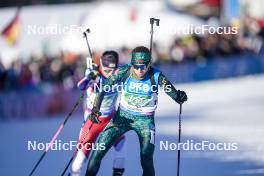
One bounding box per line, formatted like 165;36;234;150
132;64;148;78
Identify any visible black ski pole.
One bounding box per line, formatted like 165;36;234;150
177;103;182;176
83;28;93;58
61;28;96;176
149;17;160;55
28;92;85;176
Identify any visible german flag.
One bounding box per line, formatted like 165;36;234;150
1;9;21;46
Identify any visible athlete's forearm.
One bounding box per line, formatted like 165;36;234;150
158;73;178;102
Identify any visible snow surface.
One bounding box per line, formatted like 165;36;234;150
0;75;264;176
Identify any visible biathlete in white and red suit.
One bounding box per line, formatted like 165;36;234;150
70;51;126;176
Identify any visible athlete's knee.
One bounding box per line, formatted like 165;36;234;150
140;150;154;163
141;141;155;156
140;143;154;162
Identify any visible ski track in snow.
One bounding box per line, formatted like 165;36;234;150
0;75;264;176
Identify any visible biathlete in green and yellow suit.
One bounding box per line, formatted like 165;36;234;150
85;46;188;176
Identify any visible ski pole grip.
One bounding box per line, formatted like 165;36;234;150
86;57;93;69
83;28;90;37
150;18;160;26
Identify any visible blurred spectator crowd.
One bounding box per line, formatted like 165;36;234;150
163;16;264;64
0;52;86;91
1;16;264;92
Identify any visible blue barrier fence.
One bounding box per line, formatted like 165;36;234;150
158;54;264;83
0;90;82;120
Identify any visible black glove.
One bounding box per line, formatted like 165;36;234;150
176;90;187;104
89;108;102;124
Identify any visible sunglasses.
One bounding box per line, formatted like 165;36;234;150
133;64;147;70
